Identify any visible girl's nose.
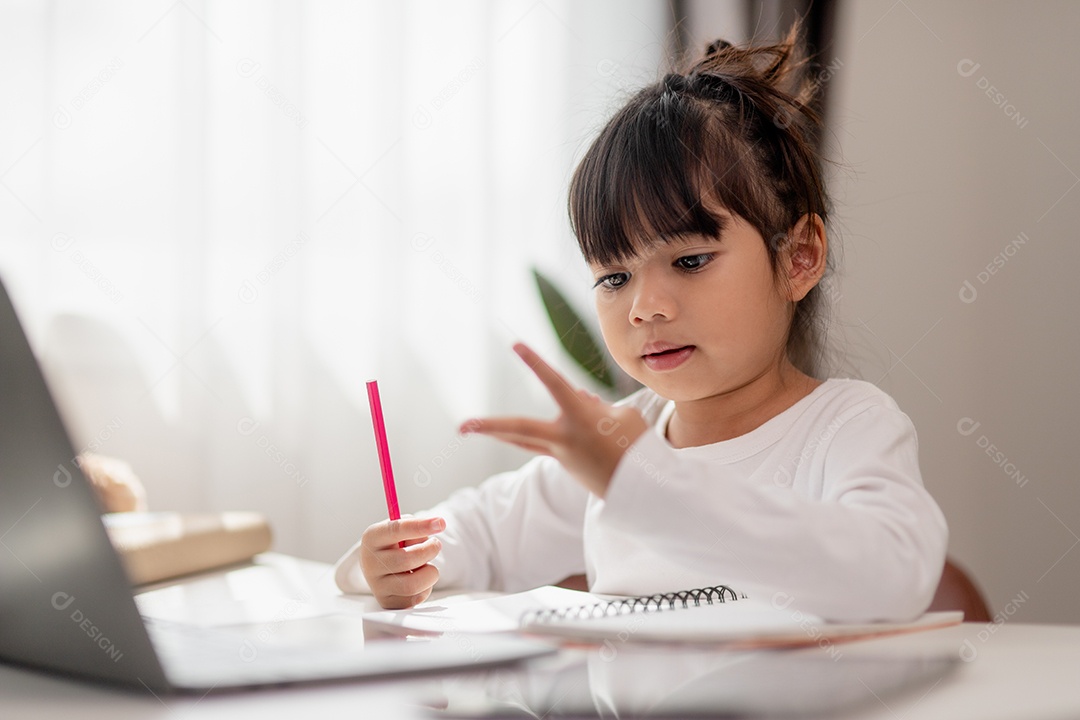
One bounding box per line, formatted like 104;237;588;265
629;273;675;325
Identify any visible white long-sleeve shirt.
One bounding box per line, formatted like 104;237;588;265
334;379;948;622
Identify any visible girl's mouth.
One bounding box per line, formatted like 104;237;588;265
642;345;695;371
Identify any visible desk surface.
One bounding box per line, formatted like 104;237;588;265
2;554;1078;719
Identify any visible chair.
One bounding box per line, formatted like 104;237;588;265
929;557;991;622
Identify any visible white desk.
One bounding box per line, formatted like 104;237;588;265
2;554;1079;719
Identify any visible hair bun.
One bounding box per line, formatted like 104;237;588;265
662;72;687;92
687;25;817;111
705;39;734;56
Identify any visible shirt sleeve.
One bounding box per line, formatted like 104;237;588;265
598;404;948;623
333;455;590;595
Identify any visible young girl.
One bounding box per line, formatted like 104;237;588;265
334;26;947;623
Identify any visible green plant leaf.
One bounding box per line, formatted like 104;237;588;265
532;268;615;391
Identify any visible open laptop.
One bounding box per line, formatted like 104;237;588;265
0;276;554;693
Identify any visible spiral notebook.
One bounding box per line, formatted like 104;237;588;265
361;584;962;646
520;584;747;625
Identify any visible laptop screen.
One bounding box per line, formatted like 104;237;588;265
0;278;170;690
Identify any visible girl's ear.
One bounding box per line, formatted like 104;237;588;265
782;213;827;302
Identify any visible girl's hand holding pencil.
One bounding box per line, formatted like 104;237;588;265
357;343;643;609
360;515;445;609
362;379;447;609
460;342;648;498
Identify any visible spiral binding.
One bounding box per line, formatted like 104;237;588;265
521;585;745;626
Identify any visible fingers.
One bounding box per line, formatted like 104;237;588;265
457;343;612;457
360;517;446;608
376;563;440;609
459;416;559;456
365;516;445;551
472;432;552;456
367;534;443;576
511;342;581;411
576;388;600;403
462;416;558;444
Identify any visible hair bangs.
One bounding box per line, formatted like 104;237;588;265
566;26;835;377
570;88;728;267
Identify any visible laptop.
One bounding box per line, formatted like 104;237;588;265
0;276;554;693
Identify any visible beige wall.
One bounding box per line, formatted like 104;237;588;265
827;1;1080;623
687;0;1079;623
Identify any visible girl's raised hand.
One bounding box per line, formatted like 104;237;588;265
460;343;648;497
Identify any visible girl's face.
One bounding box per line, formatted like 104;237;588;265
589;209;793;403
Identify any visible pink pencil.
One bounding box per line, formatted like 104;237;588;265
366;381;402;539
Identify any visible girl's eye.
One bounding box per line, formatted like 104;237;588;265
593;272;629;291
675;253;714;271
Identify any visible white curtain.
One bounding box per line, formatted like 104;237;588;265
0;0;679;562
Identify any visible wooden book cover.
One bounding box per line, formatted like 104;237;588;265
102;511;273;585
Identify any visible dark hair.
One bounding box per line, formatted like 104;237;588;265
568;23;833;378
